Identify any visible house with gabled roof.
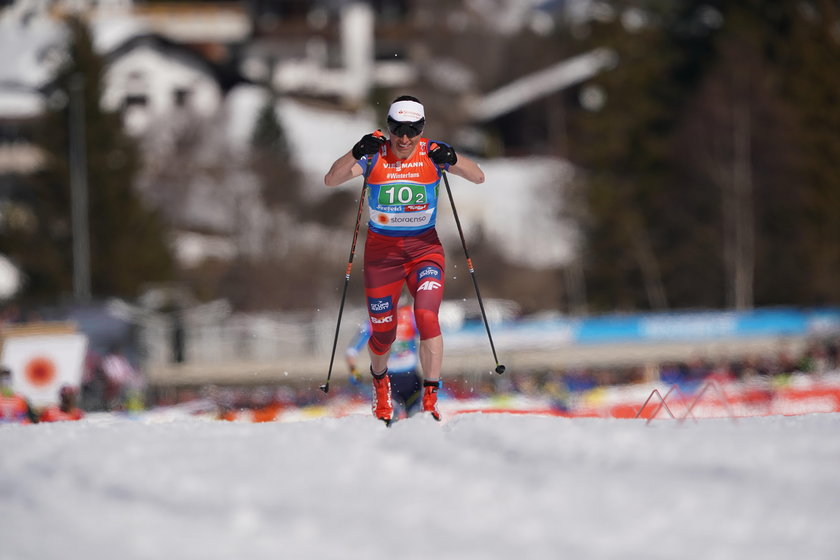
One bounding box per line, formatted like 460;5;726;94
102;32;244;136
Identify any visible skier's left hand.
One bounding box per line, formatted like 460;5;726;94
430;143;458;166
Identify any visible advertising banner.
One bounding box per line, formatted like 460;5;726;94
1;333;89;407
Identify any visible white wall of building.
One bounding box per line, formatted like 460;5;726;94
102;44;222;135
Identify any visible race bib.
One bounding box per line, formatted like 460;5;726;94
377;184;427;206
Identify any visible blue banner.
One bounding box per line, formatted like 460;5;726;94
445;307;840;350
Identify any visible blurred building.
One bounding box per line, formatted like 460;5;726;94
102;33;234;135
243;0;414;107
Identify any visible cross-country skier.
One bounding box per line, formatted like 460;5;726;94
346;303;423;419
325;95;485;423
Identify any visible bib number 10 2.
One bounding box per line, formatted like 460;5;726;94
379;184;426;205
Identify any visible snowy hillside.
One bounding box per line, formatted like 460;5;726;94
2;412;839;560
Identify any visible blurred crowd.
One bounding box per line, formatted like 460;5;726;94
472;337;840;413
139;337;840;422
3;303;837;424
1;368;84;424
80;346;144;412
0;344;143;425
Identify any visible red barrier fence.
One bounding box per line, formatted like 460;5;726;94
617;376;840;421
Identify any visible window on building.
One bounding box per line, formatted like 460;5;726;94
174;88;191;108
125;70;148;109
124;94;148;108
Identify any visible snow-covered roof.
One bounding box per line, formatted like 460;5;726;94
468;48;617;122
0;86;44;119
90;13;149;53
0;253;22;300
0;11;66;88
104;33;239;91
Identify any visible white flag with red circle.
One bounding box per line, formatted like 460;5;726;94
1;333;88;407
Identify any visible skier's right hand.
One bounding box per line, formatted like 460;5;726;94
352;131;386;160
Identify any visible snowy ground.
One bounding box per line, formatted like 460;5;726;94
2;412;839;560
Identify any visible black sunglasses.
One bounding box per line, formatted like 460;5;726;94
387;117;425;138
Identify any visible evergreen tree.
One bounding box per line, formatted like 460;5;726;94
565;0;840;310
250;94;301;207
11;17;174;302
669;0;840;307
673;1;798;309
568;0;690;311
775;0;840;304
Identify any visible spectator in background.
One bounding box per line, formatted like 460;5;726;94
39;385;84;423
0;367;34;424
101;346;140;410
81;350;108;411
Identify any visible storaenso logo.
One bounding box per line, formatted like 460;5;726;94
368;296;392;314
389;215;427;223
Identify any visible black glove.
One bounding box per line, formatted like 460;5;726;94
429;143;458;166
352;132;386;160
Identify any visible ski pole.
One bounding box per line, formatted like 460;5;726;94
441;169;506;375
320;161;375;394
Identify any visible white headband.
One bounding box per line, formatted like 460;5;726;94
388;100;425;122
